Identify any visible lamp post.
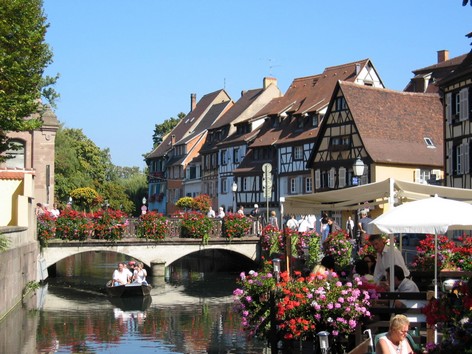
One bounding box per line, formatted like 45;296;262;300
317;331;330;354
232;181;238;213
272;258;281;283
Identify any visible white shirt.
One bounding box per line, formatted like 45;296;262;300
207;209;215;218
373;244;410;284
113;269;129;285
133;269;147;284
286;218;298;230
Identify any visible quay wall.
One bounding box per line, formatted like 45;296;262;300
0;226;39;321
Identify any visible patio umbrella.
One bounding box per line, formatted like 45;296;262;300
370;194;472;299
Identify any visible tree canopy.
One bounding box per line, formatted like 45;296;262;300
55;126;146;215
152;112;185;147
0;0;58;161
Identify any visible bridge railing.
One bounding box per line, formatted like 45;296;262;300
123;217;223;239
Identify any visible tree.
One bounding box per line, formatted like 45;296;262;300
152;112;185;147
0;0;59;161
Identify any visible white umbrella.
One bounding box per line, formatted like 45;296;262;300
370;195;472;298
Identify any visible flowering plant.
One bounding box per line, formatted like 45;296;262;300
299;230;322;269
92;209;128;241
261;225;283;256
233;264;372;342
37;213;56;246
54;209;94;241
136;211;169;240
222;213;252;240
422;279;472;353
411;234;472;272
323;230;353;270
180;211;213;244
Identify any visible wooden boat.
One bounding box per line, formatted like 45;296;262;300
106;281;152;297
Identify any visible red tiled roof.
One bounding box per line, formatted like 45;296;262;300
0;168;35;180
339;81;443;166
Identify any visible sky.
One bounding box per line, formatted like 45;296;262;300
42;1;471;169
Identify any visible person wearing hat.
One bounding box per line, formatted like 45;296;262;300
250;204;261;236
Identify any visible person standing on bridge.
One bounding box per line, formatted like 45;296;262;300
112;262;130;286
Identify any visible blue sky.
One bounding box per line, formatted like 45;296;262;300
42;1;471;168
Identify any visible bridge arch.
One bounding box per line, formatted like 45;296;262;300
42;239;260;278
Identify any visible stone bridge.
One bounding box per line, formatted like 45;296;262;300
41;237;261;279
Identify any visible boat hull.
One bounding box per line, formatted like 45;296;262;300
106;282;152;297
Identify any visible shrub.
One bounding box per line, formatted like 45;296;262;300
136;211;169;240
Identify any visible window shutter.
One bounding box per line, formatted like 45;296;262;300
298;176;303;194
315;169;321;189
414;169;421;183
447;146;453;177
457;145;464;175
446;93;452;124
465;142;470;174
328;168;335;188
460;89;469;121
338;167;346;188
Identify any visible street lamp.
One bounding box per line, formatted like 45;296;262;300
141;197;148;215
353;157;365;185
232;181;238;213
317;331;330;354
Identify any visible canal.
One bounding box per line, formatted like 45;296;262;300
0;251;268;353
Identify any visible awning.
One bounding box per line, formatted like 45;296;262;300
283;178;472;214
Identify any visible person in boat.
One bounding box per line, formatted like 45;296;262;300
112;262;130;286
132;262;148;285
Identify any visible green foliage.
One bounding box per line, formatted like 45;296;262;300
136;211;169;240
180;212;213;244
70;187;102;211
0;0;58;161
175;197;194;210
152;113;185;147
0;233;9;252
223;214;252;240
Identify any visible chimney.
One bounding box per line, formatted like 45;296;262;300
263;77;277;89
241;90;247;97
171;134;176;146
355;63;361;75
190;93;197;111
437;50;449;63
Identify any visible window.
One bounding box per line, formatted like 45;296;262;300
453;142;470;175
297;117;304;129
5;140;25;168
312;114;319;128
335;97;347;111
243;177;249;191
293;146;303;160
305;177;313;193
330;135;350;150
424;137;435;148
290;178;297;194
221;149;228;165
414;169;431;184
189;166;197;179
221;178;227;193
234;148;240;163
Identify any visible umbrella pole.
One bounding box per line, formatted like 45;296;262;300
389;234;395;292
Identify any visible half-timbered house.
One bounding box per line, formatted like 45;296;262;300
145;90;231;215
199;78;281;212
234;59;384;221
308;81;444;223
441;48;472;189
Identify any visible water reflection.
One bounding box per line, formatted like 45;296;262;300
22;251;266;353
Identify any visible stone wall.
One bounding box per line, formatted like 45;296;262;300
0;227;39;320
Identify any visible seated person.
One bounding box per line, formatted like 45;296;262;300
132;262;148;285
375;314;415;354
353;259;375;284
386;265;426;311
112;262;130;286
